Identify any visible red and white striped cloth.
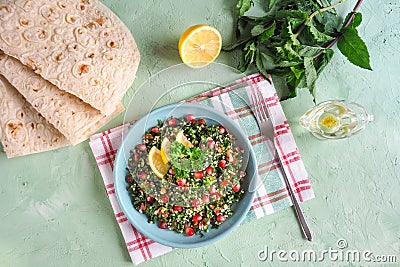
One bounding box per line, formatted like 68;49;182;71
89;73;314;264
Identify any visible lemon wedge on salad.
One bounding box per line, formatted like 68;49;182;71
148;146;170;178
160;137;171;164
176;130;193;148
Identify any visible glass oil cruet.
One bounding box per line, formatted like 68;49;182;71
299;100;374;140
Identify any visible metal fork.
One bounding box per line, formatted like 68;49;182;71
251;89;313;241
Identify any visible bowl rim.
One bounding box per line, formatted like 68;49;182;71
114;103;257;248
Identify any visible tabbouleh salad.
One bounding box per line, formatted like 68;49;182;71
126;114;246;236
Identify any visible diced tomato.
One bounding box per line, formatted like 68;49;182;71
218;159;227;168
220;180;229;187
192;214;202;223
207;139;215;149
168;118;177;126
185;227;195;236
176;179;186;186
125;175;133;184
192;198;201;207
159;221;167;229
194;171;204;179
217;215;226;222
209;186;216;195
186;114;195;121
233;183;241;193
206;166;213;175
173;206;183;212
136;144;146;151
197;118;206;125
202;194;210;204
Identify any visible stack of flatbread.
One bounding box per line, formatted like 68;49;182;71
0;0;140;158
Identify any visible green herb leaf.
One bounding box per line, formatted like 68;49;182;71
343;12;362;29
255;50;270;79
258;21;276;42
229;0;370;101
307;23;335;45
269;0;277;10
298;45;326;57
237;0;253;18
304;57;318;99
314;48;334;75
251;24;266;36
337;27;372;70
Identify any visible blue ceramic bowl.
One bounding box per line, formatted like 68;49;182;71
114;103;257;248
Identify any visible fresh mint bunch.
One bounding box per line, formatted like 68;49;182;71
227;0;371;101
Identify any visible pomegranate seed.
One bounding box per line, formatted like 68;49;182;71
134;153;140;161
125;175;133;184
186;114;195;121
139;172;147;179
168;118;177;126
197;118;206;125
161;195;168;202
169;168;175;175
233;183;241;193
218;126;226;134
185;227;195;236
192;198;201;207
207;139;215;149
146;196;154;202
151;127;159;133
209;186;216;195
176;179;186;186
217;215;226;222
214;209;220;215
194;171;204;179
202;194;210;204
218;159;227;168
206;166;213;176
159;221;167;229
173;205;183;212
192;214;202;223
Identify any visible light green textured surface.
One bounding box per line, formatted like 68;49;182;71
1;0;399;266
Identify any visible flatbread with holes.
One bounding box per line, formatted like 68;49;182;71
0;0;140;115
0;52;123;145
0;74;69;158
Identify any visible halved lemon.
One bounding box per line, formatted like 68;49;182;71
160;137;171;164
148;146;170;178
176;130;193;148
178;24;222;68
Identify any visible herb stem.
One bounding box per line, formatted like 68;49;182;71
293;0;348;39
306;0;348;24
313;0;365;59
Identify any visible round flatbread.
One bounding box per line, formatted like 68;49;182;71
0;52;123;145
0;0;140;115
0;75;70;158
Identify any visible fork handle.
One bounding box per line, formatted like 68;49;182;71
279;158;313;241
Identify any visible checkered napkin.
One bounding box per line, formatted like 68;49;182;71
89;73;314;265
